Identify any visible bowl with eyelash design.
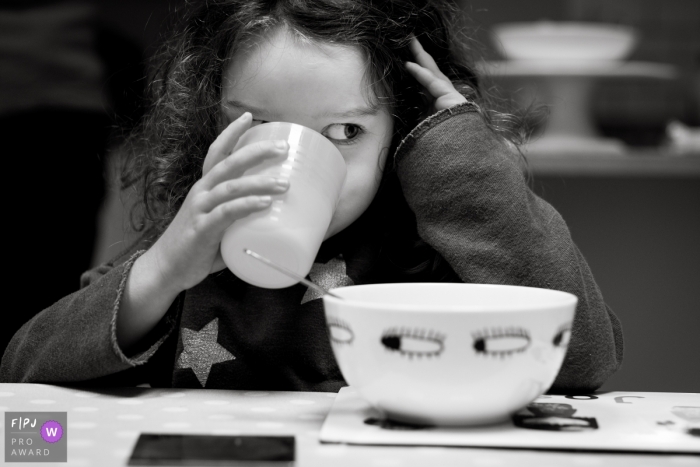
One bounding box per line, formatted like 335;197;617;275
322;283;577;426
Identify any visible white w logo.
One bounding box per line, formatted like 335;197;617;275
45;427;58;437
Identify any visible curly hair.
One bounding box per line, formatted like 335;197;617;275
121;0;529;280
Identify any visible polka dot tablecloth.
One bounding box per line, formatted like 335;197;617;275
1;384;697;467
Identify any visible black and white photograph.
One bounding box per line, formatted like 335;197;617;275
1;0;698;465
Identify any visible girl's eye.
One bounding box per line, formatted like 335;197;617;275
323;124;364;144
251;119;269;126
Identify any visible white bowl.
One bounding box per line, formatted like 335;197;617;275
493;22;638;61
322;283;577;426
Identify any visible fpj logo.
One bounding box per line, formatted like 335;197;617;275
5;412;67;463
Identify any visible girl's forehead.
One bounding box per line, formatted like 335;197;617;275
235;26;363;62
223;27;380;119
227;27;365;82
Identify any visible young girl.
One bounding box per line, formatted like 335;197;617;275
1;0;622;393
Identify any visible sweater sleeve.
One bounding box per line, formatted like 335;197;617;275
0;230;182;385
394;102;623;393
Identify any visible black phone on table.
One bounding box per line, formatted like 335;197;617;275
127;433;295;466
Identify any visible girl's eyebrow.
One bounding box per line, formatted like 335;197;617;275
327;104;381;118
226;100;381;119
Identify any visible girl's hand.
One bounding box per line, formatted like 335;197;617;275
405;37;467;114
144;112;290;293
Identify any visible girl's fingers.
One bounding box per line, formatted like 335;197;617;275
409;37;449;81
198;175;289;213
202;112;253;176
202;195;274;237
405;61;455;99
201;139;288;190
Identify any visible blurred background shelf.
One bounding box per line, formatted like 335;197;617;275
479;60;677;78
525;149;700;177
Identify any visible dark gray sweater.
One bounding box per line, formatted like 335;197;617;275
0;102;624;392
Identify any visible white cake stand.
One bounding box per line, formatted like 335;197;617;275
478;60;677;155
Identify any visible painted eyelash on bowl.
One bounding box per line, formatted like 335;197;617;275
326;316;354;345
552;322;572;348
472;327;531;358
381;327;445;359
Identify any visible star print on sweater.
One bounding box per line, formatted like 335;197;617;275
175;318;236;387
300;255;354;304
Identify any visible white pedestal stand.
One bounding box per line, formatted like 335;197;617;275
479;60;677;155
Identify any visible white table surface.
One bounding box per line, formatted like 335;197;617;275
1;384;698;467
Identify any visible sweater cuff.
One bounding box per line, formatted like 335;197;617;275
109;250;182;366
393;100;479;167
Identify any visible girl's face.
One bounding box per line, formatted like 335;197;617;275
222;27;394;239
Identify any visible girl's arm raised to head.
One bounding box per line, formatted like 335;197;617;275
394;104;623;394
399;40;622;393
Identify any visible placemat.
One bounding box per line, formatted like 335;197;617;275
319;387;699;453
